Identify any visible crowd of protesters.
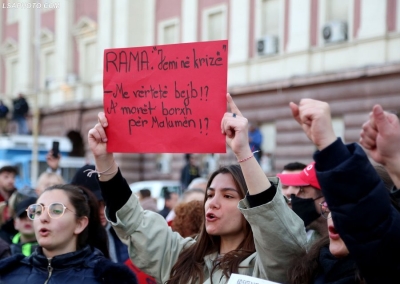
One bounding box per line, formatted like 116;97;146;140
0;93;397;283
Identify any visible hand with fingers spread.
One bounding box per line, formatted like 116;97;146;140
290;99;336;151
360;105;400;188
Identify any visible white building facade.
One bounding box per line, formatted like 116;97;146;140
1;0;400;182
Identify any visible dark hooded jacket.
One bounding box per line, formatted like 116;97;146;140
314;138;400;284
0;245;137;284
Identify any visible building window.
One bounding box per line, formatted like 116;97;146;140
326;0;349;22
44;51;55;88
39;29;55;90
73;17;97;86
158;18;179;44
255;0;281;56
202;5;227;41
83;41;96;82
261;0;280;37
321;0;349;44
208;11;223;40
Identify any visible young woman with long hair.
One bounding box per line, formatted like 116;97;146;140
0;184;137;283
88;94;307;283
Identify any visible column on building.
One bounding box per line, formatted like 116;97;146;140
18;0;34;94
55;0;74;103
92;0;113;100
181;0;198;43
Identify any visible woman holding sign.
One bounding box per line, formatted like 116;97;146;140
88;94;307;283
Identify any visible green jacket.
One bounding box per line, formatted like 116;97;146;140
11;233;38;256
108;177;307;284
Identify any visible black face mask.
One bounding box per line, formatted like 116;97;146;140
291;194;322;227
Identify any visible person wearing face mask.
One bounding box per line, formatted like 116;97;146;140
277;164;328;246
290;99;400;284
279;162;307;208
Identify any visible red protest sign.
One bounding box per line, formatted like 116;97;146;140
103;40;228;153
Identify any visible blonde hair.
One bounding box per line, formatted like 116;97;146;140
35;172;64;196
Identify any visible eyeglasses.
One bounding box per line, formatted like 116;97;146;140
319;201;331;219
26;203;75;220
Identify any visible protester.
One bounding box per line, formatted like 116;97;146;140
182;188;206;203
138;189;158;212
187;177;208;192
71;164;129;263
180;154;201;190
45;149;62;175
277;164;328;246
0;166;17;204
0;100;9;135
10;196;38;256
165;188;205;225
279;162;307;204
88;93;307;283
12;93;29;135
171;200;203;238
158;190;179;219
288;195;369;284
0;166;18;226
290;99;400;284
35;172;65;196
0;184;138;283
282;162;307;174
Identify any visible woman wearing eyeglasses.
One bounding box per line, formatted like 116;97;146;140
0;184;138;284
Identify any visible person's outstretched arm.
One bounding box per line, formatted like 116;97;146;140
221;94;270;195
88;112;194;283
88;113;130;220
223;94;307;283
291;99;400;284
360;104;400;188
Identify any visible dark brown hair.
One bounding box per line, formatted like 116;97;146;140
44;184;110;258
166;165;255;284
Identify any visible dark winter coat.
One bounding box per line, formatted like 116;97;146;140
314;138;400;284
0;245;137;284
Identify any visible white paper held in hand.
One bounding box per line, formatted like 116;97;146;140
227;274;281;284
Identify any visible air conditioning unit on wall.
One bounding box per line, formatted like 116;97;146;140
257;35;279;56
322;21;348;43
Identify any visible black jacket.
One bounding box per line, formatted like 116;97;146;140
12;97;29;117
0;245;137;284
314;139;400;284
315;245;361;284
